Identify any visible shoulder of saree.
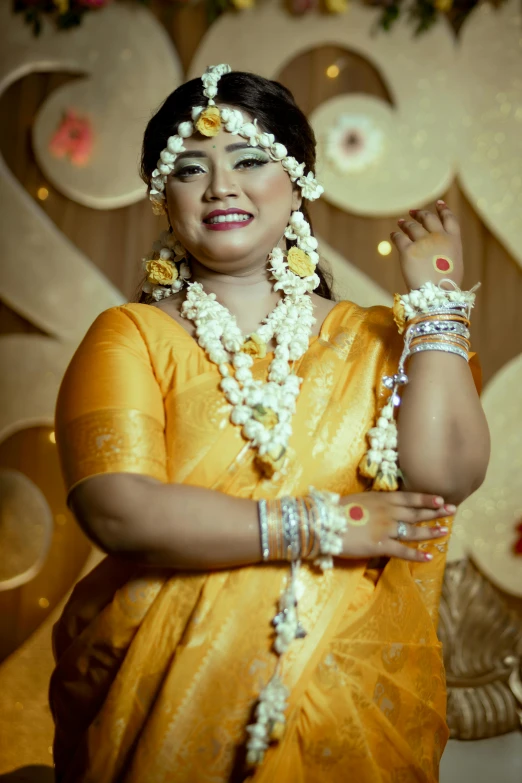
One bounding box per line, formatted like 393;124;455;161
55;304;169;493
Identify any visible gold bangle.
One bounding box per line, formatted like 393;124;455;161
410;334;470;351
265;498;283;561
304;494;322;559
408;313;469;327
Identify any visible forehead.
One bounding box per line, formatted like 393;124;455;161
180;132;250;152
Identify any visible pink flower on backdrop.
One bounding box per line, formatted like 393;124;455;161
289;0;318;14
49;110;94;167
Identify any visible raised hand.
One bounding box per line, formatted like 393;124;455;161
391;200;464;290
338;491;454;563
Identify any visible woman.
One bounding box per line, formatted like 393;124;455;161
50;66;489;782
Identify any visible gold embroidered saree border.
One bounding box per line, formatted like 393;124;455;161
57;408;168;491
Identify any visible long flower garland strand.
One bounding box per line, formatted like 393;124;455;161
245;488;348;767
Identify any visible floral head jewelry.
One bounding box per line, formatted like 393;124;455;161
143;63;323;302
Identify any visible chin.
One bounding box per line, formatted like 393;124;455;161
198;237;278;267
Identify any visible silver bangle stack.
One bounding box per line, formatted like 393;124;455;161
403;304;472;365
257;489;346;569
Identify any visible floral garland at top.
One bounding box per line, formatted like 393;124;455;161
15;0;500;38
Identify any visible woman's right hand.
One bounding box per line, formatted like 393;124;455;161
338;492;455;562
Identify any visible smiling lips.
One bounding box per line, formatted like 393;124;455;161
203;208;254;231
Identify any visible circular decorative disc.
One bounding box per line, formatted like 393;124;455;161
433;255;454;274
345;503;370;526
0;469;53;591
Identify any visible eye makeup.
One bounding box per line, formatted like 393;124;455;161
172;148;270;180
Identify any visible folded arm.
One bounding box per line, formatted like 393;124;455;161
397;351;490;505
70;474;262;570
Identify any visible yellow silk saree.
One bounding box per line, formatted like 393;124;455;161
51;300;456;783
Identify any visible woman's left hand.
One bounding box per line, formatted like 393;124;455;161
391;200;464;290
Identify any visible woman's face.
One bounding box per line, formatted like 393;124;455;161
165;108;301;275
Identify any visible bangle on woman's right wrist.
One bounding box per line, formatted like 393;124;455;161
257;488;347;571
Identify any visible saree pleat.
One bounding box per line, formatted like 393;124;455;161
51;300;458;782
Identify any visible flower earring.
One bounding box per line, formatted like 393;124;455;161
142;228;192;301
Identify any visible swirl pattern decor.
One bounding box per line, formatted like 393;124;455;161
0;0;182;439
0;469;53;592
192;0;522;268
0;1;183;772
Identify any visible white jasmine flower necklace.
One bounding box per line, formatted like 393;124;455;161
180;271;316;479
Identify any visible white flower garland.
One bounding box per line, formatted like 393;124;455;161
399;279;479;321
245;487;347;766
181;281;315;471
245;675;289;767
308;487;349;571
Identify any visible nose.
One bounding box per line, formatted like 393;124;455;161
205;164;239;202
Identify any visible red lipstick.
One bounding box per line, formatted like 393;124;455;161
203;208;254;231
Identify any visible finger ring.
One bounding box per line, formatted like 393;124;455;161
396;521;409;540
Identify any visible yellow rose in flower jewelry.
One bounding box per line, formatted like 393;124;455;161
287;247;315;278
231;0;255;8
435;0;453;11
392;293;407;334
196;106;222;137
252;404;279;429
241;333;267;359
255;445;287;478
145;257;178;286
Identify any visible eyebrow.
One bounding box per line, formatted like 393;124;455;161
174;143;262;162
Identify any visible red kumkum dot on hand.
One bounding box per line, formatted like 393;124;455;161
433;255;453;274
345;503;370;526
349;505;364;521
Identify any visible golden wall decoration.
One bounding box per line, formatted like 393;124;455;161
0;0;182;437
457;1;522;269
0;469;53;591
191;0;522;269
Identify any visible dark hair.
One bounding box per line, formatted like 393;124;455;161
138;71;334;301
